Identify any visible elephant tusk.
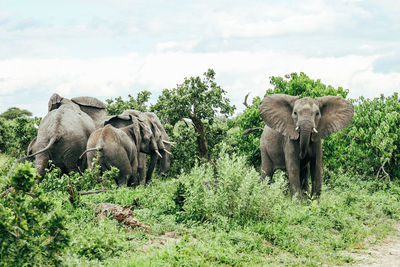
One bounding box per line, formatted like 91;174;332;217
295;126;299;131
163;149;172;155
155;149;163;158
313;128;318;133
162;140;176;146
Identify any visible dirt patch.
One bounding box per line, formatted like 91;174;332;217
139;231;182;253
344;224;400;266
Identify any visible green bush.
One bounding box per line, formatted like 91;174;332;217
41;161;119;192
324;93;400;180
106;91;151;115
175;147;285;226
165;121;198;176
0;117;39;156
0;162;69;266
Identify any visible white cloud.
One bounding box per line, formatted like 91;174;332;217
1;50;399;116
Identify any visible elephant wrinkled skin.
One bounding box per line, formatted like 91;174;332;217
84;123;140;186
259;94;354;197
25;93;107;179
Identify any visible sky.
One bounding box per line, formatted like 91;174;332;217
0;0;399;117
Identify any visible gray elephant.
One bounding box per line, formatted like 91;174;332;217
258;94;354;197
48;93;107;129
120;110;173;184
24;93;107;179
82;119;142;186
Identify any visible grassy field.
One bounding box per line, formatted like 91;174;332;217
1;152;400;266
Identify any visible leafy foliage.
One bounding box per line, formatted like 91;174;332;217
0;107;32;120
152;69;235;125
266;72;348;98
106;91;151;115
0;162;69;266
324;93;400;180
152;69;235;160
165;122;198;176
40;162;119;193
0;117;39;156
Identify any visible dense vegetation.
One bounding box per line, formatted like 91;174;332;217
1;71;400;266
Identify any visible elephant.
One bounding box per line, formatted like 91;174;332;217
258;94;354;197
81;113;165;186
48;93;108;129
81;121;141;186
120;110;173;184
24;93;107;179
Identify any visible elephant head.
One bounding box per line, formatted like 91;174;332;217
104;114;156;155
47;93;107;129
259;94;354;159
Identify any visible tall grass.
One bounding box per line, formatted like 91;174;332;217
1;151;400;266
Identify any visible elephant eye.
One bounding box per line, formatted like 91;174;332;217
293;112;297;116
316;112;320;116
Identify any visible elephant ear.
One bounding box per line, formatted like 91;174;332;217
71;96;107;128
104;115;132;128
123;116;141;146
48;93;64;112
259;94;299;139
315;96;354;139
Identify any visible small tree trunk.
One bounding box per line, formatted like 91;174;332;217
189;114;210;161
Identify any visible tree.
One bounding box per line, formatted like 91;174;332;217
106;91;151;115
151;69;235;160
0;107;32;120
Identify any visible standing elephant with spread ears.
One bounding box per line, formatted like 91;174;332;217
259;94;354;197
24;93;108;179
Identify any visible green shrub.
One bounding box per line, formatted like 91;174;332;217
0;162;69;266
0;117;39;156
166;121;198;176
41;161;119;192
324;93;400;180
106;91;151;115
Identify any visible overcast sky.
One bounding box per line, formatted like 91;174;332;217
1;0;399;117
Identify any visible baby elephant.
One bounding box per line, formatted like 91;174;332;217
81;123;139;187
259;94;354;198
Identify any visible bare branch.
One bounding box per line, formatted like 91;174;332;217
79;189;108;195
1;187;35;198
243;93;250;108
1;187;15;198
376;161;390;181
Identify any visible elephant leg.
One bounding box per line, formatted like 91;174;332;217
138;153;147;185
260;147;274;183
145;154;157;185
35;154;49;182
310;141;322;197
300;163;310;196
285;143;302;197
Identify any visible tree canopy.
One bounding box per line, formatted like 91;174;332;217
0;107;32;120
152;69;235;160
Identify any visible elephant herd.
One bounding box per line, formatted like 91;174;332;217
23;93;173;187
22;92;354;198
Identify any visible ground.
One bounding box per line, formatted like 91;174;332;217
344;225;400;266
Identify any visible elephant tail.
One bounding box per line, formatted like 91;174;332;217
79;147;103;160
18;137;58;162
242;127;264;136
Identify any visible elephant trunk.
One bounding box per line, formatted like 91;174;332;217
298;120;313;160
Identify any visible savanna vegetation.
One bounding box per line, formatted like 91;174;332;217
1;71;400;266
